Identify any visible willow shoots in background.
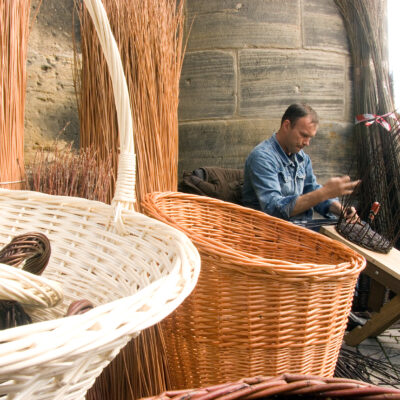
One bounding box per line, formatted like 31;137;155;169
27;143;112;204
0;1;31;190
75;0;185;208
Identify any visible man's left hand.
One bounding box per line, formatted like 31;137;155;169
343;206;359;223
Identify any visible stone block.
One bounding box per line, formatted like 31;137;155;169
179;51;236;120
184;0;300;50
303;0;349;52
306;122;355;183
178;119;278;174
239;49;347;120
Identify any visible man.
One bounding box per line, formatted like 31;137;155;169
242;103;359;227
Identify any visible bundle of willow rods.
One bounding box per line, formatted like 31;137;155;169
27;143;112;204
0;0;30;190
75;0;185;398
75;0;184;208
334;0;400;250
335;347;400;387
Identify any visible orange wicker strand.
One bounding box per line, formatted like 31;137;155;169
0;0;30;190
142;192;366;388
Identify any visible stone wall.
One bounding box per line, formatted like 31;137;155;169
24;0;354;183
25;0;78;163
178;0;354;182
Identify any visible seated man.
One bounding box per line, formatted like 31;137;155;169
242;103;359;228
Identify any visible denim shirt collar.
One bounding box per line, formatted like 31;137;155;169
270;132;305;167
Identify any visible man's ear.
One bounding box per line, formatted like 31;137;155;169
282;119;291;131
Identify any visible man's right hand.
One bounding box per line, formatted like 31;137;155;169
323;176;360;198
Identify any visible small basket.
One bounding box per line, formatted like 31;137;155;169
0;1;200;398
140;374;400;400
142;192;366;389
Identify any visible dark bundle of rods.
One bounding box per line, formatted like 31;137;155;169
335;347;400;386
334;0;400;250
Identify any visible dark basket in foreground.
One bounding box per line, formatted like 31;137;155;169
142;192;366;389
140;374;400;400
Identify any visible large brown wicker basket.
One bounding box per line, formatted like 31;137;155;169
142;192;366;389
140;374;400;400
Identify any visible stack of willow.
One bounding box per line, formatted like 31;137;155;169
334;0;400;252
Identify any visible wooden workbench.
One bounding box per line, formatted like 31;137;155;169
320;224;400;346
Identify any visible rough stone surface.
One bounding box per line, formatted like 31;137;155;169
25;0;79;163
179;119;275;173
303;0;349;51
238;49;347;120
184;0;300;50
179;51;236;120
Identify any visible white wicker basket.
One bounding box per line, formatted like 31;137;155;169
0;0;200;398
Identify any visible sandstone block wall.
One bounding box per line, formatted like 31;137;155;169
178;0;354;182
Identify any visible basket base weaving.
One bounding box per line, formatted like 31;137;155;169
143;192;366;389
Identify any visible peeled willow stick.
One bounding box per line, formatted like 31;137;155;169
0;1;30;190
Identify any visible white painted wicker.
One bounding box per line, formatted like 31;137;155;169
0;0;200;398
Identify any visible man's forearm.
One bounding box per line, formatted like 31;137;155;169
290;187;329;217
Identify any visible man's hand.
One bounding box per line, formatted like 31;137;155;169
329;201;359;222
322;176;360;198
290;176;360;218
343;206;359;223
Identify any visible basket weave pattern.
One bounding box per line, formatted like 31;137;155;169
143;192;366;388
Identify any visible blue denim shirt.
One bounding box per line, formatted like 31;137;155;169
242;133;335;221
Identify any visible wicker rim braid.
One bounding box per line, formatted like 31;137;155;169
0;0;200;398
0;262;63;307
0;232;51;275
142;191;366;387
143;192;365;279
140;374;400;400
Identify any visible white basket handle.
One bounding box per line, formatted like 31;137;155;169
82;0;137;230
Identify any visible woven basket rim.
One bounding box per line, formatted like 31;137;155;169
143;191;366;278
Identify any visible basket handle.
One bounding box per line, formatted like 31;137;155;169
82;0;136;231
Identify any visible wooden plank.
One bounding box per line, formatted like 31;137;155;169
344;296;400;346
320;225;400;282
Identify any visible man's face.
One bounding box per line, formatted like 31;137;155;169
281;115;318;155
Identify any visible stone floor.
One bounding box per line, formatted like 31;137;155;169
339;321;400;388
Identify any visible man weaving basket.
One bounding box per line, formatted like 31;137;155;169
242;103;359;231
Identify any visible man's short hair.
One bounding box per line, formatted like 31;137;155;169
280;103;319;127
